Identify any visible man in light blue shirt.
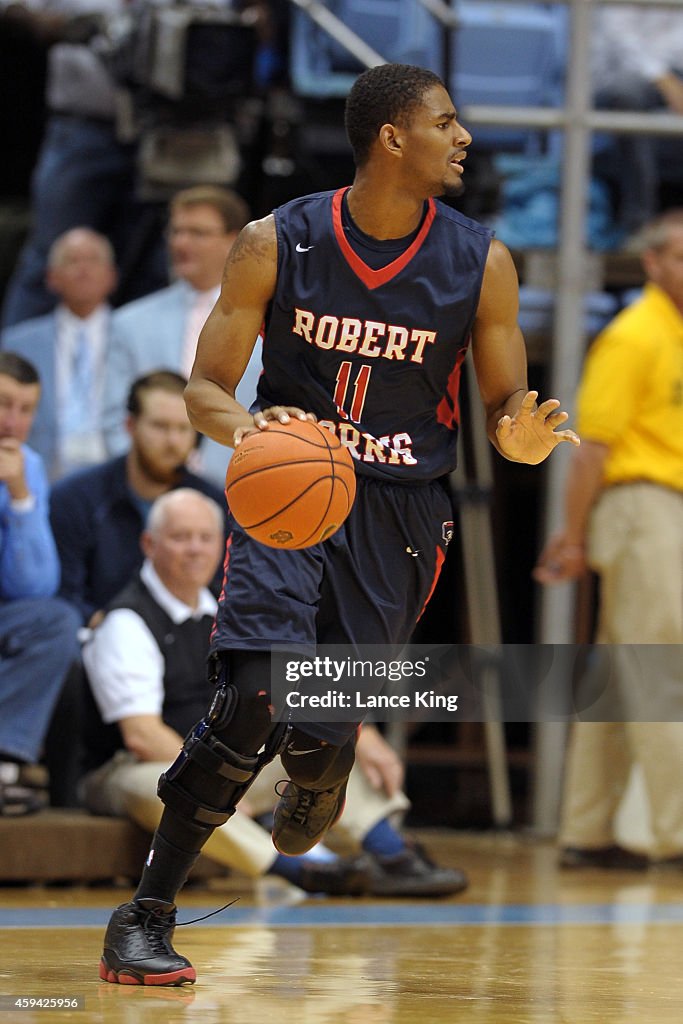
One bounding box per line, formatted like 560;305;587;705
0;352;80;815
101;186;261;487
1;227;118;480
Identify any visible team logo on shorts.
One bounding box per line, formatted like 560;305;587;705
442;521;455;545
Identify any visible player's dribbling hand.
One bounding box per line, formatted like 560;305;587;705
496;391;580;465
233;407;317;446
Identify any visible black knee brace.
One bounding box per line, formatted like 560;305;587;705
157;680;289;830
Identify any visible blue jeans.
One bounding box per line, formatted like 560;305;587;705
0;597;80;762
1;115;167;328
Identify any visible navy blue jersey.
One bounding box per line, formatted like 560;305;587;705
257;188;492;483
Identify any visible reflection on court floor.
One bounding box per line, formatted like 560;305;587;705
2;835;683;1023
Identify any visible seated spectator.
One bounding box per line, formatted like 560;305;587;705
592;6;683;238
101;185;262;485
46;369;228;804
1;228;117;480
50;369;227;624
81;489;467;897
0;352;80;815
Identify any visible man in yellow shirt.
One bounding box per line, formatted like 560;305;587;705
535;208;683;869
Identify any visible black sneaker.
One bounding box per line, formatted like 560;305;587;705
297;853;373;896
272;780;348;856
99;899;196;986
368;843;469;898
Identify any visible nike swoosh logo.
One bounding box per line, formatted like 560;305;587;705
286;745;320;756
296;243;315;253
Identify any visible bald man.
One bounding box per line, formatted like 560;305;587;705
1;227;118;479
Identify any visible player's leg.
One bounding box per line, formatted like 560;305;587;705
271;723;358;855
100;650;285;986
316;476;454;645
100;531;325;985
271;476;454;856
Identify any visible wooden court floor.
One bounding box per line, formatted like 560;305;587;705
1;832;683;1023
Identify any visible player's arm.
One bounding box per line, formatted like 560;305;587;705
472;240;579;464
184;215;310;448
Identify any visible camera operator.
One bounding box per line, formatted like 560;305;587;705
0;0;276;330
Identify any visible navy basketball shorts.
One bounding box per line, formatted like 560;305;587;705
213;474;454;742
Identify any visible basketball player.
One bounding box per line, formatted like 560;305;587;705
100;63;579;985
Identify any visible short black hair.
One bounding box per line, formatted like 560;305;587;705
126;369;188;416
345;63;445;167
0;351;40;386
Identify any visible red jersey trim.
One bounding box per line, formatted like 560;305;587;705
332;187;436;290
436;342;470;430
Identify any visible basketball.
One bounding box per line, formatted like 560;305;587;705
225;419;356;549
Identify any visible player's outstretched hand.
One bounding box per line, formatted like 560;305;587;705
496;391;580;465
234;407;317;446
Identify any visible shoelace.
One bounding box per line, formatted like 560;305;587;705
177;899;240;928
274;780;331;827
142;908;178;954
289;788;315;826
139;899;240;939
274;779;310;824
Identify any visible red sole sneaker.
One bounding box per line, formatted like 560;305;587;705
99;957;196;986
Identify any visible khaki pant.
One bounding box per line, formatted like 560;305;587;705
560;483;683;857
81;750;409;879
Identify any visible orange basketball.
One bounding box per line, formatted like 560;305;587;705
225;419;356;549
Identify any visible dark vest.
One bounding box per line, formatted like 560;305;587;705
83;575;214;773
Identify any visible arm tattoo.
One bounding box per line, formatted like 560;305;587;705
222;218;276;286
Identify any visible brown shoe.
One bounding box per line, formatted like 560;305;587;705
272;779;347;856
558;844;649;871
368;843;469;898
650;855;683;870
297;853;372;896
